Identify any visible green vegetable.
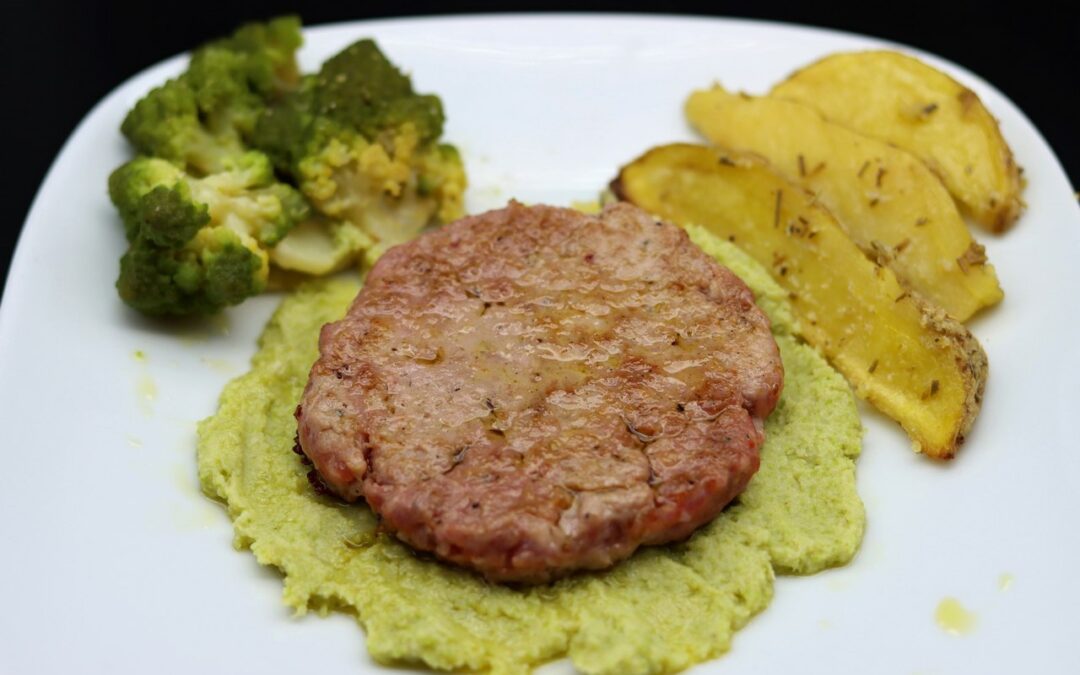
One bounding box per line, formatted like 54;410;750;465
120;16;303;175
109;17;467;316
108;154;309;315
253;39;466;250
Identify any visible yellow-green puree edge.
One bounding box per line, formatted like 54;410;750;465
197;225;865;675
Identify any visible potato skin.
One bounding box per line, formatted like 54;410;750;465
685;85;1003;323
612;143;988;459
771;50;1023;233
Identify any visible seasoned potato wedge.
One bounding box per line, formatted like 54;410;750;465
611;143;987;459
686;85;1003;322
771;50;1023;232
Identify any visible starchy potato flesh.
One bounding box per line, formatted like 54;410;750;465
611;143;988;458
771;50;1023;232
685;85;1003;322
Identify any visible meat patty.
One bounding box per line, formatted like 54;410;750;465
296;202;783;582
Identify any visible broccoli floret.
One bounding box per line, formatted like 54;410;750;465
135;183;209;249
246;78;313;173
252;39;466;252
313;40;444;144
111;20;468;312
109;153;190;240
108;154;308;315
118;227;267;316
110;154;308;246
119;78;238;175
195;15;302;100
120;16;302;175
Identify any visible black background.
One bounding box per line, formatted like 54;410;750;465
2;1;1076;296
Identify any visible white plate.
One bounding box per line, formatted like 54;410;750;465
2;14;1078;675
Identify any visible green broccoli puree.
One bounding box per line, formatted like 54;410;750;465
197;225;864;674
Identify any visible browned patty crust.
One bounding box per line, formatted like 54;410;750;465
296;202;783;582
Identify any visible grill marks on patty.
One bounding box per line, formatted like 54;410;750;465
296;202;783;582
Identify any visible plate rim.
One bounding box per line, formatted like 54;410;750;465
2;14;1078;674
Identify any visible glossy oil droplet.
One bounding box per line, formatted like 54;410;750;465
935;597;976;636
133;351;157;416
137;374;158;416
570;200;602;214
200;357;237;375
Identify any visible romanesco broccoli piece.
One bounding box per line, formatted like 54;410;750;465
252;39;466;250
120;16;302;175
110;18;469;315
108;154;308;314
117;225;267;316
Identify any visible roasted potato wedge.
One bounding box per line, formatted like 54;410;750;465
611;143;987;459
686;85;1003;322
771;50;1023;232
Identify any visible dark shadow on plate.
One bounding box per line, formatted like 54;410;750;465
114;298;265;343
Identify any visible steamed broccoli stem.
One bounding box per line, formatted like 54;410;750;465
185;151;310;246
259;183;311;245
268;217;374;276
293;124;466;246
120;78;244;175
110;154;308;247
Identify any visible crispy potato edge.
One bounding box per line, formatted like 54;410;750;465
907;295;989;458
